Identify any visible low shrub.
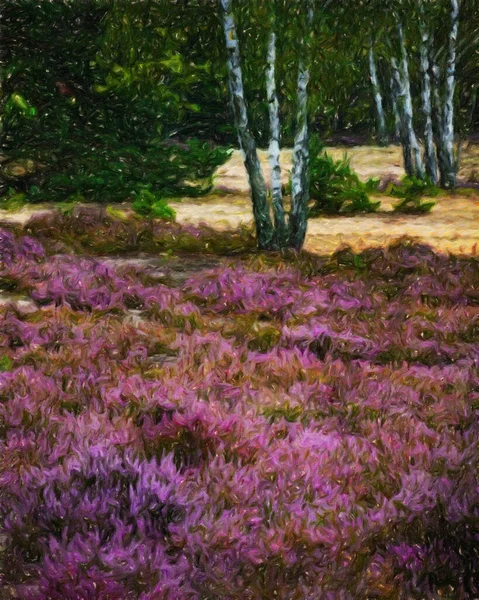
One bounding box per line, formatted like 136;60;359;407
0;188;28;211
388;176;439;214
3;138;231;206
307;136;381;216
131;187;176;220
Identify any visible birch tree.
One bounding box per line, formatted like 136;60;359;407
418;1;438;182
431;61;450;182
220;0;317;251
265;5;288;246
390;74;401;142
397;21;425;179
368;35;388;145
220;0;275;249
441;0;460;187
289;1;314;250
390;54;414;176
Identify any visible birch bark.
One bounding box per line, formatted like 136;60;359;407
397;22;425;178
266;22;288;245
289;2;313;250
431;61;449;184
391;54;414;176
390;75;401;142
220;0;275;249
418;11;438;182
442;0;460;187
369;38;388;145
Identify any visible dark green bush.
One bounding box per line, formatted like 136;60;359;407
1;137;230;205
0;0;230;206
388;177;438;214
131;188;176;220
307;137;380;216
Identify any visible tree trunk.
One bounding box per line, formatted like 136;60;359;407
441;0;460;187
289;1;313;251
390;75;401;143
419;15;438;183
369;38;388;145
397;22;425;179
469;87;477;129
220;0;275;250
391;54;414;176
266;24;288;246
469;87;477;130
431;62;450;185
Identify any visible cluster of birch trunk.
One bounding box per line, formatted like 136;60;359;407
220;0;314;250
221;0;466;251
369;0;461;188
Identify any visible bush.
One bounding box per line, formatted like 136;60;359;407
307;137;380;216
131;187;176;220
3;137;230;206
0;188;28;211
1;1;231;206
388;176;438;214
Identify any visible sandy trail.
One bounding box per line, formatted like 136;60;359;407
170;145;479;255
1;145;478;255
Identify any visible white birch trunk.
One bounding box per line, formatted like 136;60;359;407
397;22;425;179
390;75;401;142
289;2;313;250
431;61;449;183
220;0;275;249
391;54;414;176
419;15;438;183
266;25;288;245
441;0;460;187
369;39;387;145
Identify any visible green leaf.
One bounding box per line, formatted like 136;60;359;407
161;55;183;73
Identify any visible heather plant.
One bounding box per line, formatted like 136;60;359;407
21;205;256;257
0;225;479;598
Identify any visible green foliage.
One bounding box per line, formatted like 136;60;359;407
388;177;438;214
0;356;12;372
0;188;27;211
14;137;230;205
131;188;175;220
262;402;304;423
339;187;381;214
307;137;380;216
179;139;232;181
1;0;230;206
392;197;436;215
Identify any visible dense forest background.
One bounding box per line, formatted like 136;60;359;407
1;0;478;204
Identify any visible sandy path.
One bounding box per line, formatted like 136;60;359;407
170;146;479;255
1;145;478;255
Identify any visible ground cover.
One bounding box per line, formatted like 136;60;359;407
0;209;478;598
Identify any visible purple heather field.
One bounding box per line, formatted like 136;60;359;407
0;208;479;599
